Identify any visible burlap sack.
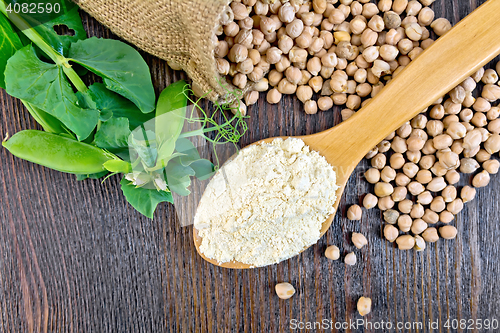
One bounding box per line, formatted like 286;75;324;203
74;0;238;102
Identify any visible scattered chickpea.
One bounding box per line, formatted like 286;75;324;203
384;224;399;242
461;186;476;203
347;204;363;220
363;193;378;209
352;233;368;249
325;245;341;260
275;282;296;299
345;252;357;265
472;170;490;188
357;297;372;316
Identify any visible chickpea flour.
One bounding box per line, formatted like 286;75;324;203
194;138;338;267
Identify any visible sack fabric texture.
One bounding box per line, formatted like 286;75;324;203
74;0;237;102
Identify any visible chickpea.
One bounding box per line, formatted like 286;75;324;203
345;252;357;265
275;282;296;299
375;182;394;197
304;100;318;114
441;185;457;203
363;193;378;209
405;23;423;41
384;224;399;242
378;196;395;210
440;210;455;224
415;169;433;184
447;198;464;215
483;159;500;174
286;19;305;38
427;176;447;192
422;227;439;243
352;233;368;249
431;18;451;36
414;235;426;251
475;149;492;163
418;7;435;26
460;158;480;174
420;155;436;170
422;209;439;224
325;245;341;260
472;170;490;188
392;186;407;202
397;214;412;232
485;134;500;154
411;219;428;235
396;235;415;250
390;153;406;169
296;86;313;103
439;225;458;240
398;199;413;214
402;163;418;179
357;297;372;316
417;191;433;205
308;76;323;93
267;88;282;104
244;90;259;106
395;173;411;187
410;203;425;219
371;153;387;169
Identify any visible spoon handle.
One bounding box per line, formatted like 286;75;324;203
321;0;500;167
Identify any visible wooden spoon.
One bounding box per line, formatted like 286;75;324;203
194;0;500;269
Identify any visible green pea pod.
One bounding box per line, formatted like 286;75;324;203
2;130;115;174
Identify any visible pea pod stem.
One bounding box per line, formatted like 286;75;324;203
0;1;88;94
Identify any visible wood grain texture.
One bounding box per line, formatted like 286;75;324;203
1;1;500;332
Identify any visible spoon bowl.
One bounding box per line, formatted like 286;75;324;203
194;0;500;269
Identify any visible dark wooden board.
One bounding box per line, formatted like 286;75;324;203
1;1;500;332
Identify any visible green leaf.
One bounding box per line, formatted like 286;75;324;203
2;130;114;174
94;117;132;150
190;159;214;180
165;157;195;196
76;171;108;181
5;45;99;140
68;37;155;113
25;2;86;56
120;177;173;219
175;138;200;166
155;80;188;144
169;138;214;179
0;13;23;88
88;83;154;129
103;159;131;174
22;100;70;135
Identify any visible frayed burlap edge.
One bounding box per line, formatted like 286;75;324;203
73;0;250;104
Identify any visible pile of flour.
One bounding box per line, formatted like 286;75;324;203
194;137;339;267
